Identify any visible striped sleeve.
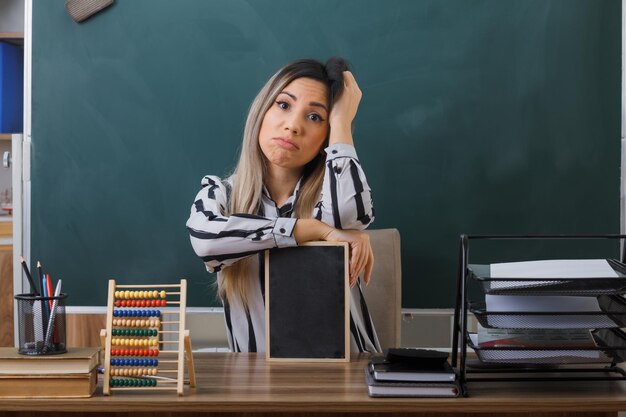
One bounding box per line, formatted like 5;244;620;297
317;144;375;230
186;175;297;273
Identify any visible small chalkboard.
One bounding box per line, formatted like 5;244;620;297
265;242;349;362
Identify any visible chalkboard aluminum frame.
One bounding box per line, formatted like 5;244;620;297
265;242;350;362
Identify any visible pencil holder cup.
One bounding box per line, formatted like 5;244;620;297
14;293;68;355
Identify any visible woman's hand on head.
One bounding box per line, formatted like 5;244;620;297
328;71;362;146
322;228;374;288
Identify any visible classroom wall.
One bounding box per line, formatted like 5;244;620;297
30;0;622;309
0;141;11;198
0;0;24;32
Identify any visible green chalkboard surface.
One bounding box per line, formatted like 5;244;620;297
31;0;621;307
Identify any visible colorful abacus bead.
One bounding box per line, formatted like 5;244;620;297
110;378;157;387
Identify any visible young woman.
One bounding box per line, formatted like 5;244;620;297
187;57;380;353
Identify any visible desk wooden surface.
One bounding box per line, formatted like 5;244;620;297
0;353;625;416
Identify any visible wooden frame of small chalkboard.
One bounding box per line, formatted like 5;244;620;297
265;242;350;362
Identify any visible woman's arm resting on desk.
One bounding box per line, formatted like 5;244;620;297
186;175;297;272
294;218;374;287
186;176;373;280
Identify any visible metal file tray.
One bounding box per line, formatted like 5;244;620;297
469;295;626;329
467;328;626;365
469;259;626;296
454;236;626;396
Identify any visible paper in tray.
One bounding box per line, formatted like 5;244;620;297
470;295;626;329
469;259;626;296
467;328;626;365
468;334;607;364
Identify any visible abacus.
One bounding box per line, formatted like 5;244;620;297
102;279;196;396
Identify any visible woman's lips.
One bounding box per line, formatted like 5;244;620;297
274;137;299;150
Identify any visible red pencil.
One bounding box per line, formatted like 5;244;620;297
45;274;54;311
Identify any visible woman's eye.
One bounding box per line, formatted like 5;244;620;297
276;101;289;110
308;113;324;122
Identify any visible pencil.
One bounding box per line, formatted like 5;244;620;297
19;256;38;295
43;279;62;351
36;261;44;298
36;261;48;343
45;274;54;311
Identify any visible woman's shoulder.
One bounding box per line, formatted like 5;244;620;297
199;175;233;188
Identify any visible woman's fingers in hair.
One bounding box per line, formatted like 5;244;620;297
329;72;362;136
342;71;362;100
342;70;354;86
342;71;359;90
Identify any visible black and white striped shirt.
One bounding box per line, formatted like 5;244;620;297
186;143;380;353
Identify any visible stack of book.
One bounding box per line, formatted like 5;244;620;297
0;347;99;398
364;348;459;397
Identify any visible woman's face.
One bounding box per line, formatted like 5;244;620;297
259;77;329;173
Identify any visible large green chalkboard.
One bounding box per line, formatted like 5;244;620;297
31;0;621;308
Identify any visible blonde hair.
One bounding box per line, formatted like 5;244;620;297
219;58;349;308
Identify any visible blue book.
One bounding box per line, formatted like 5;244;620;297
0;42;24;133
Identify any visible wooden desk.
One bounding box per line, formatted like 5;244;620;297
0;353;625;417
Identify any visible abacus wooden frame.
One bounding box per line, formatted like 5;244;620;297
102;279;196;396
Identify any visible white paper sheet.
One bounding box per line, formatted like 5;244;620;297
488;259;618;290
482;295;617;328
485;295;601;312
491;259;618;279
